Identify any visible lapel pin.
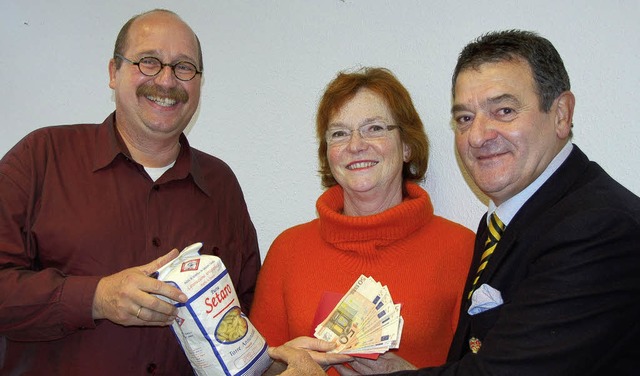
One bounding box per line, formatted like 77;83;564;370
469;337;482;354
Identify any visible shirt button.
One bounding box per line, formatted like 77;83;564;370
153;185;160;191
152;237;161;247
146;362;157;374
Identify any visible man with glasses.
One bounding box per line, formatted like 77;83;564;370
0;9;261;374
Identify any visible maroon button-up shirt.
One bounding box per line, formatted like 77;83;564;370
0;113;261;375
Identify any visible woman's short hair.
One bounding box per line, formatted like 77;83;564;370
316;67;429;188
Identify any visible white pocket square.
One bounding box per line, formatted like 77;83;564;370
468;283;503;315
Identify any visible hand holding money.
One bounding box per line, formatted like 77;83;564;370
313;275;404;355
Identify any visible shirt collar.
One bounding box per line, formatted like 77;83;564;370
93;112;123;171
91;112;211;197
489;142;573;226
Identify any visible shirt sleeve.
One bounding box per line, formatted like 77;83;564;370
0;135;99;341
235;199;261;315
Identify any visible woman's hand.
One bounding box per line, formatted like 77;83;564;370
264;336;354;375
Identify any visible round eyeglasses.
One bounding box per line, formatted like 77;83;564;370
115;54;202;81
325;123;400;146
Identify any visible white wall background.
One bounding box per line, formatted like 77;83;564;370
2;1;639;261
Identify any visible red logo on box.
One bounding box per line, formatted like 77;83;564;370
181;259;200;272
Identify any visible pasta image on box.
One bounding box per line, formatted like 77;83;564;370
156;242;272;376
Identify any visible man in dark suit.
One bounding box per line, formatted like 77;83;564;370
267;30;640;375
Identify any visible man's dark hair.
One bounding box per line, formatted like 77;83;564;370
452;29;570;112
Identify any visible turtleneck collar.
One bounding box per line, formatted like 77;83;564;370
317;182;434;252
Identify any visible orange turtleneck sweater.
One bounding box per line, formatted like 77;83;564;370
250;182;474;369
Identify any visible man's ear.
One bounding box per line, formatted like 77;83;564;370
554;91;575;139
108;59;117;90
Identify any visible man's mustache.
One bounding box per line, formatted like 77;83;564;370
137;84;189;103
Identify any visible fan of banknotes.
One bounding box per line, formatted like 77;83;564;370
314;275;404;355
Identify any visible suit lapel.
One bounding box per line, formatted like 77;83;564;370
476;145;590;288
447;213;488;360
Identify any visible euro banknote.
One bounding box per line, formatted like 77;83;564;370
314;275;403;354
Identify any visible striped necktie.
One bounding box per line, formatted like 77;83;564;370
467;213;505;300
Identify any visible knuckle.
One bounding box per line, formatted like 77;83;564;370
146;298;161;311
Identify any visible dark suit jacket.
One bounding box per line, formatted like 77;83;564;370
389;145;640;376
